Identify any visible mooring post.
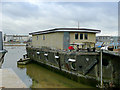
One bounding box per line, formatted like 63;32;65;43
100;49;103;88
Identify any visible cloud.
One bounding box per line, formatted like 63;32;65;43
1;2;118;36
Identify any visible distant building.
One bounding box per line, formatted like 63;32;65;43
110;36;120;49
4;34;30;42
96;36;111;45
96;36;120;49
96;36;120;44
30;28;101;50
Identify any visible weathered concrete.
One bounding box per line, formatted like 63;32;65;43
26;46;120;87
0;68;27;88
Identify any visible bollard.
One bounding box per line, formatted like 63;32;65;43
23;55;25;59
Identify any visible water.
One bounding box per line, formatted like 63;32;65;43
2;46;93;88
2;46;32;87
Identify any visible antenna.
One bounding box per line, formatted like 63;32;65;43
78;21;80;29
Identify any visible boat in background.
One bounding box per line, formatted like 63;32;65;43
0;31;7;68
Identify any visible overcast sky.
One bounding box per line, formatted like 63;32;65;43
0;1;118;36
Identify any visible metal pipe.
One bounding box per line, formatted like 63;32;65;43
100;49;103;88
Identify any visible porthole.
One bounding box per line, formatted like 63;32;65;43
71;62;76;70
102;59;109;66
79;65;82;68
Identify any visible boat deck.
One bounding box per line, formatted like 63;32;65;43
103;50;120;57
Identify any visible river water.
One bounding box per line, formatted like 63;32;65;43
2;46;93;88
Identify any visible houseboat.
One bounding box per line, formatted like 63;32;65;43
26;28;120;87
29;28;101;50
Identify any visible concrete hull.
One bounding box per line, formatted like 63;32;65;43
26;47;120;87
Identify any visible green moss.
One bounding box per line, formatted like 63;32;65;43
26;62;94;88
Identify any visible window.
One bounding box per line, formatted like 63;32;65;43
80;34;83;40
84;34;88;40
75;33;78;39
37;36;38;40
43;35;45;40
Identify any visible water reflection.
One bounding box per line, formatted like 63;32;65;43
2;46;32;87
18;62;93;88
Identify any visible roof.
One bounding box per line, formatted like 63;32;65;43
29;28;101;35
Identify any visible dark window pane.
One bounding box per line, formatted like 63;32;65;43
85;34;88;40
37;36;38;40
43;35;45;40
80;34;83;40
75;33;78;39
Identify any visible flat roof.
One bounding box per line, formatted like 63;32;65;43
30;28;101;35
